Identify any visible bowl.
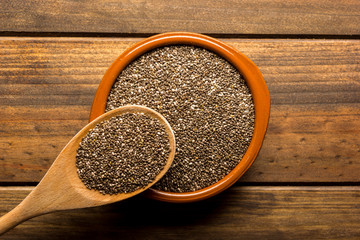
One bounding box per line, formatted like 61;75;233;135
89;32;270;203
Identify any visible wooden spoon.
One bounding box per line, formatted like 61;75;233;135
0;105;176;235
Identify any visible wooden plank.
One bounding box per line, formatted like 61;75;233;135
0;38;359;182
0;186;359;239
1;0;360;35
242;104;360;182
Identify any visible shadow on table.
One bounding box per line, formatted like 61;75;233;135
6;187;254;240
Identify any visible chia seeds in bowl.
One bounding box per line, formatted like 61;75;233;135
90;32;270;203
106;45;255;193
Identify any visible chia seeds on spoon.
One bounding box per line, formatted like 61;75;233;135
106;45;255;193
76;113;170;195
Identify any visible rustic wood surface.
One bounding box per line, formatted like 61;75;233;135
0;0;359;238
1;0;360;35
0;38;359;182
0;186;359;240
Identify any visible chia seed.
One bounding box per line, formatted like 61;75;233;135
76;113;170;195
106;45;255;193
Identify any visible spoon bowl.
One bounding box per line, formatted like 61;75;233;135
0;105;175;235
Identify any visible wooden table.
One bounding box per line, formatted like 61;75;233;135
1;1;359;239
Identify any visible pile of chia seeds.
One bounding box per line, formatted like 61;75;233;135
106;45;255;193
76;113;170;195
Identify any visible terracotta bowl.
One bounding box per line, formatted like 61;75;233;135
89;32;270;203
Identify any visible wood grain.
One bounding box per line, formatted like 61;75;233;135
0;38;359;182
1;0;359;35
0;186;359;239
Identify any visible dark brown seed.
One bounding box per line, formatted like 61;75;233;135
76;113;170;195
106;45;255;193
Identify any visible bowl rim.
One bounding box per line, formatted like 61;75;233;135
89;32;270;203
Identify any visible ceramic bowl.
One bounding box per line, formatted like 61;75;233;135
89;32;270;203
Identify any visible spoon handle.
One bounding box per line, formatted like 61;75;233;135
0;166;101;235
0;191;46;235
0;170;76;236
